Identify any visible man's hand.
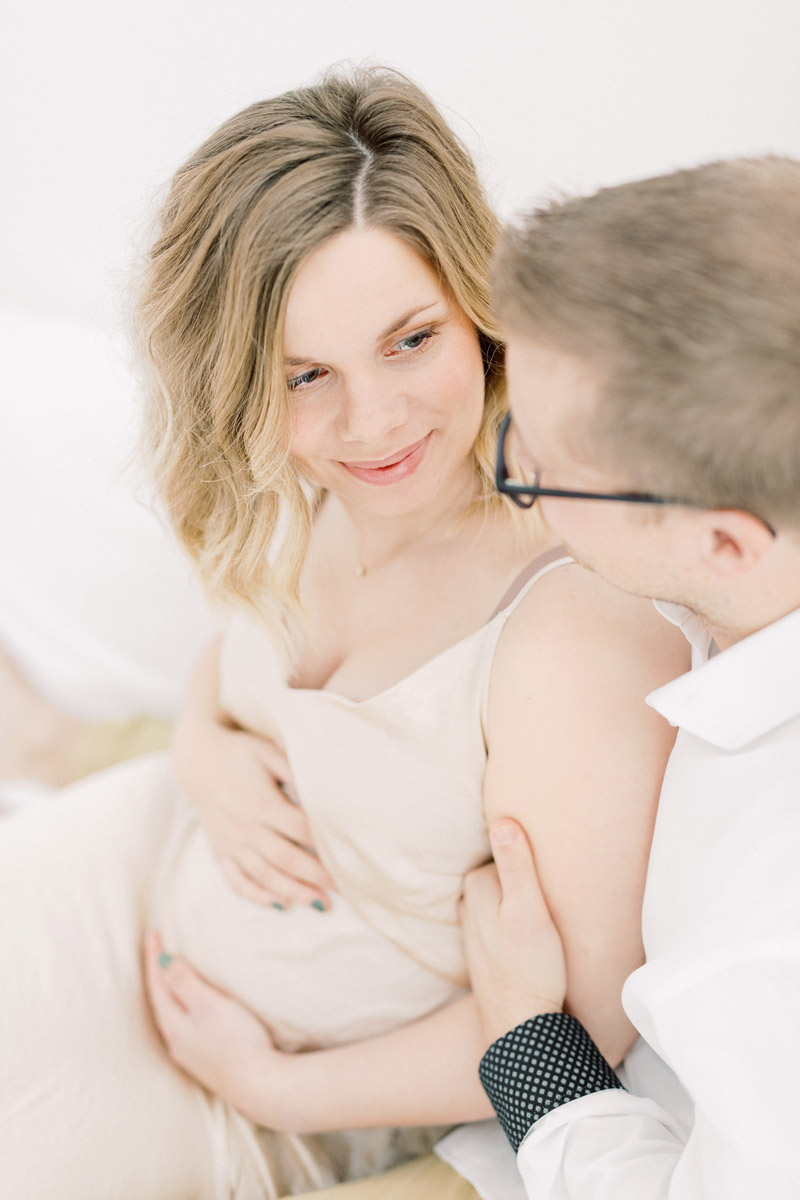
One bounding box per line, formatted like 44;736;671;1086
461;818;568;1046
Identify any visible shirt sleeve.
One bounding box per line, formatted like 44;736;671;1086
503;955;800;1200
478;1013;623;1151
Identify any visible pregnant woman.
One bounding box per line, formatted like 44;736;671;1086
0;67;686;1198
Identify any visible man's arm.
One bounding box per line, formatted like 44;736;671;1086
461;821;800;1200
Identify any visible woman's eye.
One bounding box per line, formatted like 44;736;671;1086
392;328;437;354
287;367;323;391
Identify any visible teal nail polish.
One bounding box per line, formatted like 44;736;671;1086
158;952;173;968
311;899;326;912
272;902;285;911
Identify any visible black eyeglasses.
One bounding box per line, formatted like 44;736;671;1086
495;412;776;535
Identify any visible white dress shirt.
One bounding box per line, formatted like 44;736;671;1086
438;602;800;1199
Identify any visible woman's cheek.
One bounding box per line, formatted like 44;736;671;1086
439;356;486;429
448;328;486;404
289;408;322;467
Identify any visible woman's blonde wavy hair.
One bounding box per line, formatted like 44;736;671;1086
138;66;507;624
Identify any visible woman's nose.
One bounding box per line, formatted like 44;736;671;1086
338;374;409;447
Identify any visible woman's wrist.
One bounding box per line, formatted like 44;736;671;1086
245;1045;356;1135
244;1046;316;1128
171;708;226;787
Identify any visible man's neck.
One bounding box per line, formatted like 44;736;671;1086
704;596;800;651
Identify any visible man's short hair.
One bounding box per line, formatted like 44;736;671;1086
494;157;800;529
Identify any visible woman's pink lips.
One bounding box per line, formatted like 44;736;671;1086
345;434;429;469
340;433;431;485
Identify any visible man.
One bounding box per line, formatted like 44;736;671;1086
457;156;800;1197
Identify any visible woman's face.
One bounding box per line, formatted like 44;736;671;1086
283;227;486;516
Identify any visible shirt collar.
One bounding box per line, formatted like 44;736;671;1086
652;600;716;667
647;602;800;750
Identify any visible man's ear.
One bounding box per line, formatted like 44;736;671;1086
699;510;775;578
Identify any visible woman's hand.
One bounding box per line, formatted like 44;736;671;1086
146;931;495;1135
179;720;334;909
145;931;290;1127
173;640;334;910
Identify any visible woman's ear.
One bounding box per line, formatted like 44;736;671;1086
699;510;775;578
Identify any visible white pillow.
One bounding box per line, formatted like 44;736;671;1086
0;304;215;722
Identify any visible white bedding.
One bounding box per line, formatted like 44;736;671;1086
0;304;214;724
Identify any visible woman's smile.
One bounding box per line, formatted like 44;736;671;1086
339;432;432;486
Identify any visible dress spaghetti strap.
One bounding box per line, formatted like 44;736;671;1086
487;545;570;622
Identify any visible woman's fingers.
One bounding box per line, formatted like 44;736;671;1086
262;788;316;850
144;931;187;1052
220;846;331;910
219;856;290;910
253;766;317;850
250;735;296;793
147;933;229;1027
144;931;278;1124
145;933;228;1074
252;826;334;892
186;725;335;906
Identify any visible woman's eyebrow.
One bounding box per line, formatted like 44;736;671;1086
283;302;442;366
380;301;441;340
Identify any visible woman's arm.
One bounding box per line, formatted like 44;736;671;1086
146;930;493;1132
482;565;688;1064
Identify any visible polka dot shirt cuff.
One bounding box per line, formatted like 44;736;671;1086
478;1012;624;1152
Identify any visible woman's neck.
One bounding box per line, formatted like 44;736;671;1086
336;467;483;576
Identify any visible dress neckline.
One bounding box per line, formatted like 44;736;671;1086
285;548;571;709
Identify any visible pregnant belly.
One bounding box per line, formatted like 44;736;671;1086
156;823;459;1052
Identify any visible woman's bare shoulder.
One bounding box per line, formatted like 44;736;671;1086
491;561;690;707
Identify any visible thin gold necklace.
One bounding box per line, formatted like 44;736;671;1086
349;467;484;578
353;494;479;579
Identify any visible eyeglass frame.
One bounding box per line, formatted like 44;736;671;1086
495;411;776;536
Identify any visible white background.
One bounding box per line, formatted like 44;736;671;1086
3;0;800;323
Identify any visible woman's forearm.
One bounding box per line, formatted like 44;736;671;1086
172;635;228;785
263;993;494;1134
175;636;226;729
